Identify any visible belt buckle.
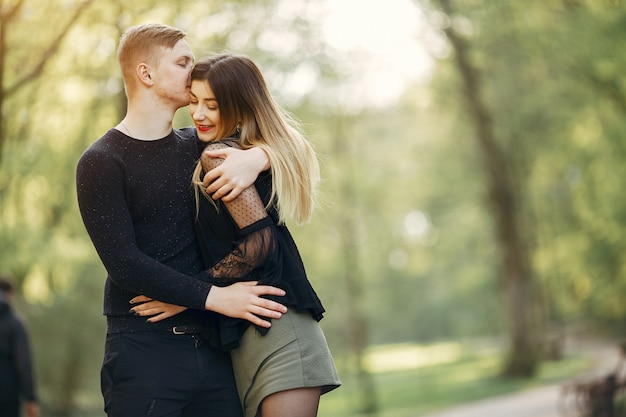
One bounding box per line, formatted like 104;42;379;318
172;326;186;335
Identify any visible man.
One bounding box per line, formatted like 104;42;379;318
0;276;39;417
76;23;287;417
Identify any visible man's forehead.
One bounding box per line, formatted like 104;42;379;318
158;39;194;59
174;39;194;56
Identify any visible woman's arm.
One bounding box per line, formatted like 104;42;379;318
200;143;276;281
203;146;270;201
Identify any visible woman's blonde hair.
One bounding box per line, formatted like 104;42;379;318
191;53;320;225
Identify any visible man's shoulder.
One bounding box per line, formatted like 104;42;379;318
77;129;126;171
81;129;121;154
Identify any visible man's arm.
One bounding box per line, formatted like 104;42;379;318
203;146;269;201
131;282;287;329
76;146;211;309
77;143;286;324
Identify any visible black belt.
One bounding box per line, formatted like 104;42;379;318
166;323;204;335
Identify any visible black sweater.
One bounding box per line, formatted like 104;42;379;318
76;128;212;333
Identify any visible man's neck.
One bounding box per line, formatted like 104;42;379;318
118;99;179;141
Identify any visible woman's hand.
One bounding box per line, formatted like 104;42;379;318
129;295;188;323
203;147;269;201
205;281;287;328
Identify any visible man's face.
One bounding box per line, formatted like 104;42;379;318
151;39;195;109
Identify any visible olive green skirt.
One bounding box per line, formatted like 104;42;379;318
231;309;341;417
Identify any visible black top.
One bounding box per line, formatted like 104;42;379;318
76;128;214;333
0;292;37;404
195;139;325;349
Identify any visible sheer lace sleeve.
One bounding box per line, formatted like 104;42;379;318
201;142;277;282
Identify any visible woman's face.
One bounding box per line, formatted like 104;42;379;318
189;79;222;142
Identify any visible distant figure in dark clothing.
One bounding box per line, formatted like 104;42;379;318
0;276;39;417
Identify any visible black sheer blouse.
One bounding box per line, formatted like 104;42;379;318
195;139;325;349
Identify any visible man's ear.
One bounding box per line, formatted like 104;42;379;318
136;63;153;86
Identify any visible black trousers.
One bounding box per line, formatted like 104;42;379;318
101;331;243;417
0;400;19;417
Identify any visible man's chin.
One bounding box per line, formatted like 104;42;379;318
174;95;191;109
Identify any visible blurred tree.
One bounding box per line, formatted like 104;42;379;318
0;0;95;163
411;0;626;377
3;0;626;414
523;0;626;333
327;113;378;414
422;0;542;377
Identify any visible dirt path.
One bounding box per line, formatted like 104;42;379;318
421;341;622;417
421;384;564;417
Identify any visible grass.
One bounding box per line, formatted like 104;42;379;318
318;340;592;417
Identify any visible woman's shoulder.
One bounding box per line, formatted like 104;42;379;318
204;137;242;150
175;126;198;141
223;137;242;148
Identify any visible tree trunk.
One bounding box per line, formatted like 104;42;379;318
433;0;540;377
0;0;27;162
333;116;378;414
0;0;93;162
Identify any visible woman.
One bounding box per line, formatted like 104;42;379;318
137;53;340;417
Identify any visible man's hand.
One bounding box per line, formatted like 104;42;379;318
205;281;287;328
203;147;269;201
129;295;188;323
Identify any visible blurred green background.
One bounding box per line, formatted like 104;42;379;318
1;0;625;415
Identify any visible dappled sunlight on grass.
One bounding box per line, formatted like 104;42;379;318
442;355;500;384
364;342;463;373
319;340;591;417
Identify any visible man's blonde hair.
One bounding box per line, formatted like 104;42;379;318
117;23;186;91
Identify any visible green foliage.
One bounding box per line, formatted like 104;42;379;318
418;0;626;336
318;341;591;417
2;0;626;414
28;264;106;415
